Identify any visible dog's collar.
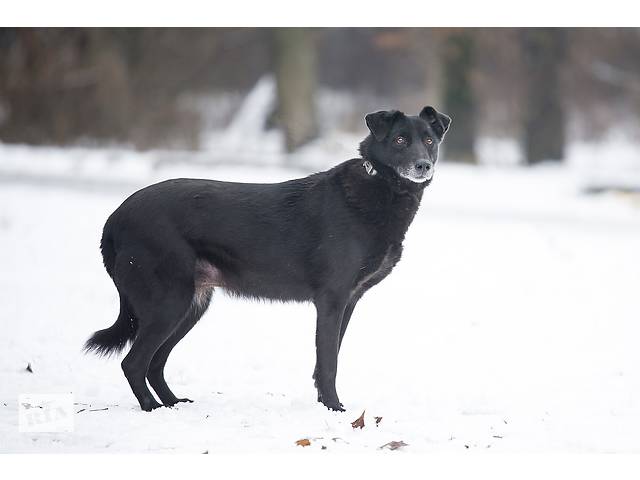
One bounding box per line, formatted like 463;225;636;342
362;160;377;176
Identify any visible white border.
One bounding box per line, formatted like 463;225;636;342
0;0;638;27
2;454;640;479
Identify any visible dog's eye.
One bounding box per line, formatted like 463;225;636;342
425;137;433;145
394;136;406;146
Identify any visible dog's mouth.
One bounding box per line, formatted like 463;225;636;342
398;166;434;183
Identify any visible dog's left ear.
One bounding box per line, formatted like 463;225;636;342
419;106;452;141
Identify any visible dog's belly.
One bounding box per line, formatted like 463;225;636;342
194;242;402;304
193;258;313;302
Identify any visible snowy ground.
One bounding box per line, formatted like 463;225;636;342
1;140;639;453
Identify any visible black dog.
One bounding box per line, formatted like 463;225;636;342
85;106;451;412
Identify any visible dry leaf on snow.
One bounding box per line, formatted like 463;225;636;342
295;438;311;447
351;410;366;429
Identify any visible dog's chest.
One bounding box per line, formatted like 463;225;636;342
353;243;402;294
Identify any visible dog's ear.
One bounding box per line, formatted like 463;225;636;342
365;110;401;141
419;106;452;141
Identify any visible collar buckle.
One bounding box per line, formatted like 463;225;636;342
363;160;377;176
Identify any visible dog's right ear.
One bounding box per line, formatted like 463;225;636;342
365;110;401;141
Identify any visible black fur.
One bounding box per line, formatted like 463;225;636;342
85;106;451;412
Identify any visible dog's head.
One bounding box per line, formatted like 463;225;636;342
360;106;451;185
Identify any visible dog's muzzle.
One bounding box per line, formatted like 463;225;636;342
399;159;434;183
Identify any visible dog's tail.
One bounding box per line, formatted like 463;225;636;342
84;226;136;356
84;294;138;357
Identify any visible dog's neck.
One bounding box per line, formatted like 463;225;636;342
336;155;425;245
338;160;423;245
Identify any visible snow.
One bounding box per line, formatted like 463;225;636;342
0;139;639;453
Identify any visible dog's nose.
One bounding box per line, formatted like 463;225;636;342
415;160;432;174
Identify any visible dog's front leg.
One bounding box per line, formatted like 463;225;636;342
313;293;346;412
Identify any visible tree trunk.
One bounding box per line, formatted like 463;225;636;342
521;28;567;164
273;28;318;153
441;30;476;163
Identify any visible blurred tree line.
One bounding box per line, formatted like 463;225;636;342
1;28;639;163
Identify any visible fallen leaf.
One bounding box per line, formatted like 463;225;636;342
374;416;383;426
295;438;311;447
379;440;408;450
351;410;366;429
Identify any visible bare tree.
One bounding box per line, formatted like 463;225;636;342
440;29;477;163
520;28;567;164
273;28;318;152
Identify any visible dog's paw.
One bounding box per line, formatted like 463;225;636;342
322;400;345;412
164;398;194;408
141;401;163;412
316;390;344;412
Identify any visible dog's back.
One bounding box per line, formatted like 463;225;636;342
100;165;349;301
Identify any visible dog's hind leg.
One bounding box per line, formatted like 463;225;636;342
313;292;349;412
120;292;192;411
115;246;197;411
147;289;212;406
